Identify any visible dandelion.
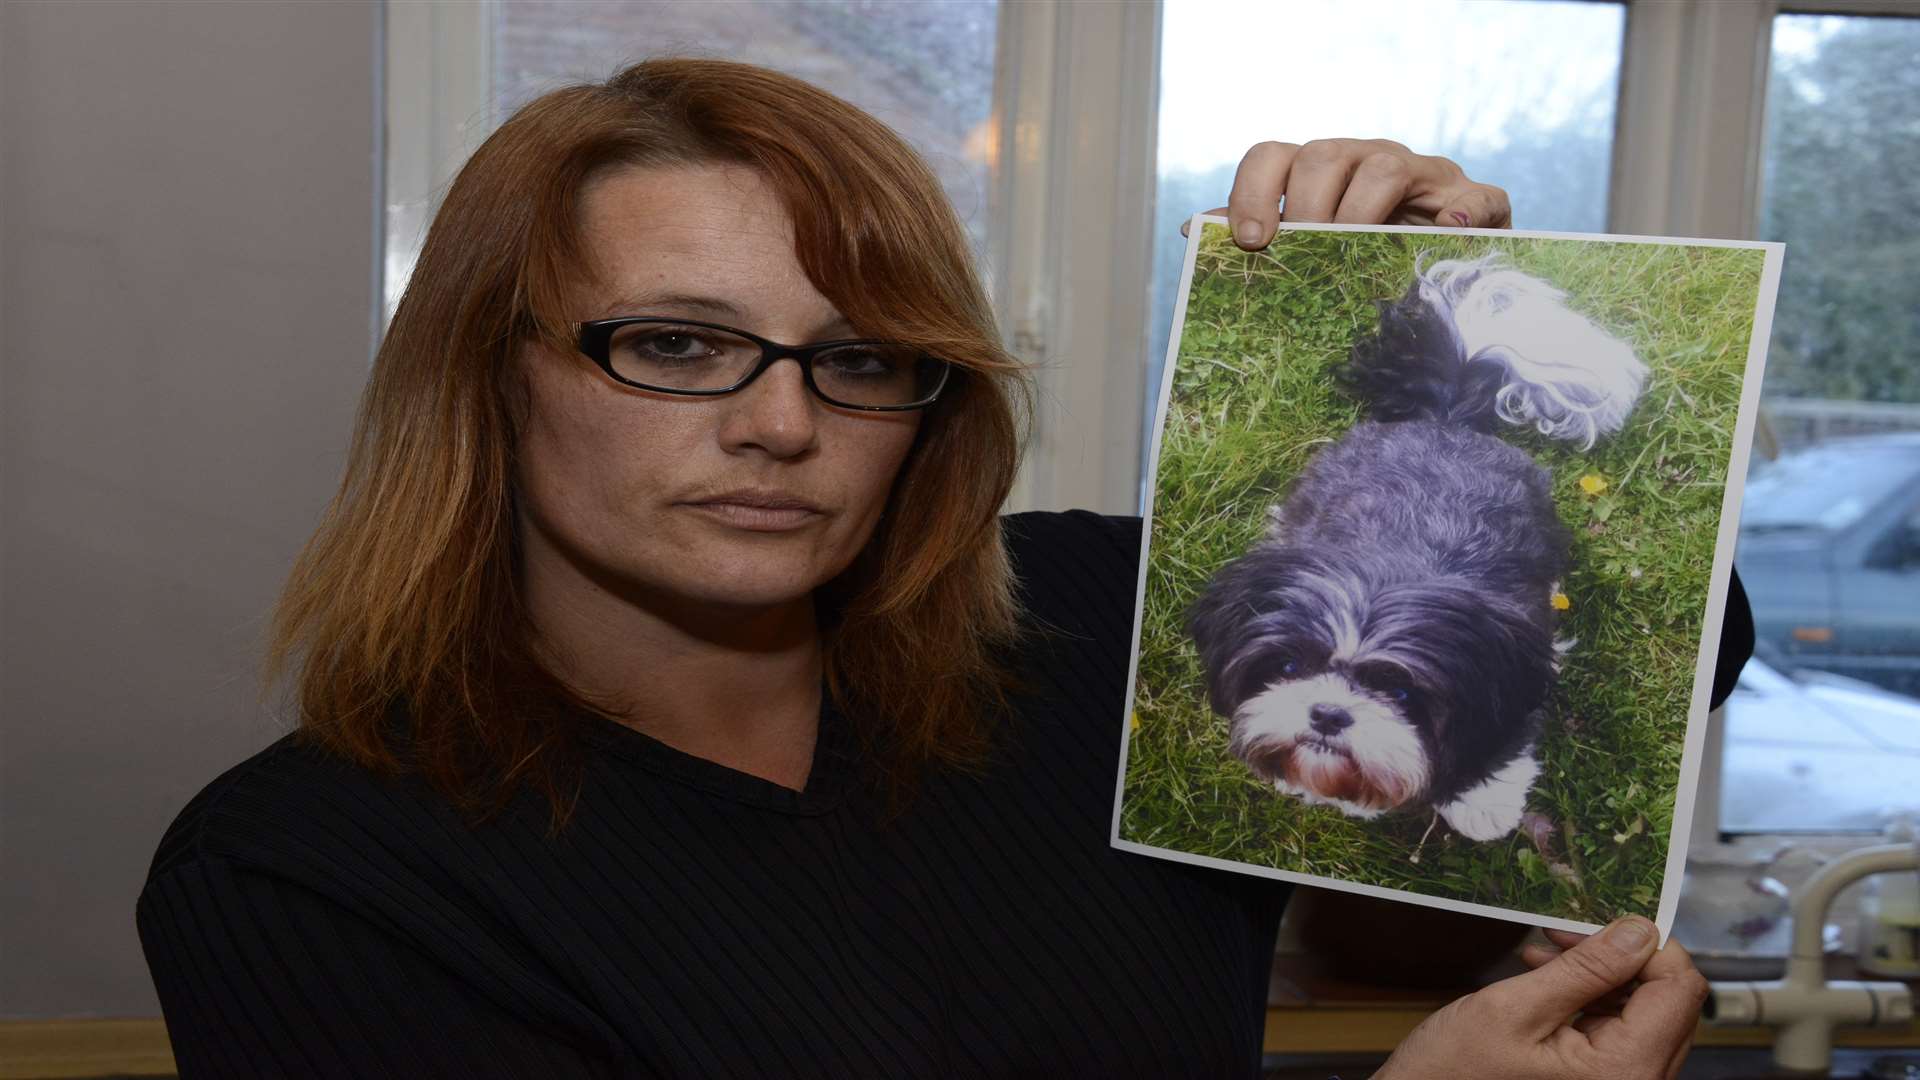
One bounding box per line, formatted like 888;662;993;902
1578;473;1609;497
1130;711;1141;733
1551;592;1572;611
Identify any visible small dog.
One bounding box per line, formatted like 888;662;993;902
1188;252;1647;841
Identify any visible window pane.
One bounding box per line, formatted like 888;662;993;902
491;0;997;257
1722;13;1920;834
502;0;1002;257
1147;0;1624;477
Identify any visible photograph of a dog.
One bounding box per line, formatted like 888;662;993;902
1194;250;1645;843
1117;223;1777;929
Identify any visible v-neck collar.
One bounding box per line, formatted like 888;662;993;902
571;692;857;816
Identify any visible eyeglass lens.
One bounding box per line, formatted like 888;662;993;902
606;323;943;408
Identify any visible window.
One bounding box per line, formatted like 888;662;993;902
1721;10;1920;834
385;1;999;324
493;0;999;256
1147;0;1625;456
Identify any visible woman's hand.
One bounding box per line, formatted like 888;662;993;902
1189;138;1511;249
1373;916;1709;1080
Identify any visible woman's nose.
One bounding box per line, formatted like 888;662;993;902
717;358;819;459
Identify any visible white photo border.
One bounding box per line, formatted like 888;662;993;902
1108;214;1786;939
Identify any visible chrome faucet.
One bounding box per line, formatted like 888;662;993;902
1705;842;1917;1072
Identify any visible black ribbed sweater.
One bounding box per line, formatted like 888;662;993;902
137;509;1754;1078
137;511;1291;1078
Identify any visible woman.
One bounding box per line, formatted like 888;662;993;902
138;59;1729;1078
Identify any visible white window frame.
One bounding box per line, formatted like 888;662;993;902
988;0;1162;516
381;0;1915;857
381;0;495;329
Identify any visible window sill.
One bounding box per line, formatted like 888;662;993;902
1261;951;1920;1055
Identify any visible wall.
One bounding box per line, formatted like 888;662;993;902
1;0;378;1017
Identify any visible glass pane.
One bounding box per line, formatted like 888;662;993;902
1723;13;1920;834
1147;0;1624;480
492;0;998;256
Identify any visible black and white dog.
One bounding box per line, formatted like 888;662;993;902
1188;251;1646;841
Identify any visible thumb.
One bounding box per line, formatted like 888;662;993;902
1488;917;1659;1036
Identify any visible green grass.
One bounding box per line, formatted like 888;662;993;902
1120;224;1767;924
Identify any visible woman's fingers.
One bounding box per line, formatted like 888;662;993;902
1520;926;1597;968
1583;940;1709;1075
1226;141;1299;247
1522;941;1638;1015
1662;1028;1694;1080
1277;139;1363;223
1633;934;1702;982
1183;138;1507;242
1332;150;1416;224
1520;942;1559;968
1480;917;1659;1039
1611;939;1710;1044
1544;927;1592;950
1521;927;1595;969
1572;1012;1618;1037
1433;181;1513;229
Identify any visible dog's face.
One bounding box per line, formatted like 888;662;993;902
1190;548;1555;812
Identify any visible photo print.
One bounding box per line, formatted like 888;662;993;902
1113;218;1783;934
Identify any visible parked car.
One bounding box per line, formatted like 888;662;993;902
1736;433;1920;696
1720;646;1920;832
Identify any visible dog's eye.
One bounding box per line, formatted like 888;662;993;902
1281;658;1300;676
1353;663;1413;700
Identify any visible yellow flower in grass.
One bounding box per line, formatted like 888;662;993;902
1578;473;1609;497
1130;711;1141;733
1551;592;1572;611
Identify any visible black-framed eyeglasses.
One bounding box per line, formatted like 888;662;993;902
574;316;953;411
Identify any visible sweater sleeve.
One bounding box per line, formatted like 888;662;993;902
137;856;615;1080
1710;567;1755;710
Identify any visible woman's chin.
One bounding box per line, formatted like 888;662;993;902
651;551;840;614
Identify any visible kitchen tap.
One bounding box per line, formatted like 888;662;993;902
1705;842;1918;1073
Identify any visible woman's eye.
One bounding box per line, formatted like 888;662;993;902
820;348;899;379
635;332;714;363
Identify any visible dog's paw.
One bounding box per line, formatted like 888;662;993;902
1438;796;1525;841
1435;752;1540;841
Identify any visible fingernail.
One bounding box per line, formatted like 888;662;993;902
1234;220;1263;246
1450;210;1471;228
1603;917;1654;952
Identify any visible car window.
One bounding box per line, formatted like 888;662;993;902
1740;445;1920;532
1867;493;1920;569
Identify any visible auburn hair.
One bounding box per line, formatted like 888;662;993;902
261;58;1031;833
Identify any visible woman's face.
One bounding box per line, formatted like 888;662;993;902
514;163;922;621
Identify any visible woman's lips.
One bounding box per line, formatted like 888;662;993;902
680;495;824;532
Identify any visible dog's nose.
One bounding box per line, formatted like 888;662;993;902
1308;704;1353;735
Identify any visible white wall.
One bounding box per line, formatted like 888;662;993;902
1;0;379;1017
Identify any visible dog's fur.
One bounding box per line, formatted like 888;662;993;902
1188;252;1646;841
